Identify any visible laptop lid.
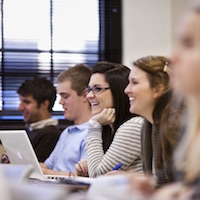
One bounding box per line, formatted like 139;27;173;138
0;130;45;180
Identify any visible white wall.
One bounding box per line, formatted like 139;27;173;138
122;0;171;67
171;0;199;43
122;0;199;67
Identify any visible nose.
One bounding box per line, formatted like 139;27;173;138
18;102;24;111
124;83;130;95
59;97;64;105
86;90;95;99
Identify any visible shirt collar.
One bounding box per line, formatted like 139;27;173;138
67;121;89;134
28;118;58;131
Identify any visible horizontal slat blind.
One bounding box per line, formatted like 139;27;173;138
0;0;122;114
0;0;100;111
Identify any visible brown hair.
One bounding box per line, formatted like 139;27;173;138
134;56;182;174
57;64;92;96
133;56;170;125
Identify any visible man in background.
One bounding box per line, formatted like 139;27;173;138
1;77;61;163
40;64;92;175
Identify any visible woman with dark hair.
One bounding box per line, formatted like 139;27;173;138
75;61;144;177
125;56;184;187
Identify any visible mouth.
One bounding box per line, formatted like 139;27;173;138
22;112;28;117
90;102;99;107
129;97;135;102
63;108;68;112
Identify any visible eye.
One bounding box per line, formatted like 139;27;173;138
85;87;92;94
93;86;102;93
131;79;138;85
61;94;69;99
181;37;194;49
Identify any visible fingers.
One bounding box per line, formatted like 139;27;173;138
1;152;10;164
91;108;116;126
75;159;89;177
75;159;88;173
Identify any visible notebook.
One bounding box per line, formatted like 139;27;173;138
0;130;94;186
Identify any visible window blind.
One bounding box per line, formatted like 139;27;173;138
0;0;122;115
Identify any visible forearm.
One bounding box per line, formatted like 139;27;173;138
42;168;72;176
86;117;143;177
40;162;48;169
86;125;104;177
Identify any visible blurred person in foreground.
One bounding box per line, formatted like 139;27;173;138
151;5;200;200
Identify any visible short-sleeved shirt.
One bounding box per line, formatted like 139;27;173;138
44;122;89;172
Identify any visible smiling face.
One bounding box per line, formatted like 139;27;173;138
172;11;200;97
86;73;114;116
125;66;157;123
18;95;43;123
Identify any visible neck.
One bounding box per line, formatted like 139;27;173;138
109;124;114;134
40;112;51;121
145;116;153;124
74;104;92;125
141;107;154;124
192;95;200;115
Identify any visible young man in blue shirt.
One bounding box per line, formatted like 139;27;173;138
40;64;92;175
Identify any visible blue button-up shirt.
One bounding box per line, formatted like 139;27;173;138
44;122;89;172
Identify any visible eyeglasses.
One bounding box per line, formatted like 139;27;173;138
85;85;110;95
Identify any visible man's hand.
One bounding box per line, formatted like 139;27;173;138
1;151;10;163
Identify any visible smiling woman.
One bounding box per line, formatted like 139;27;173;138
125;56;185;186
75;61;144;177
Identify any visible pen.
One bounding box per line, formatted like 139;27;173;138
112;163;123;171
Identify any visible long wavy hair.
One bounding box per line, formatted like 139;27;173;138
133;56;182;172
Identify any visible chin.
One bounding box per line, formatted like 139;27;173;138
129;106;136;114
92;109;101;116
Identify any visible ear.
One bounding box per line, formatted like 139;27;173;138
81;90;88;103
152;84;165;100
41;99;50;110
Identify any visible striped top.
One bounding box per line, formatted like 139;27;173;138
86;116;144;177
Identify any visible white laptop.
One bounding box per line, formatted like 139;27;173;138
0;130;62;181
0;130;94;186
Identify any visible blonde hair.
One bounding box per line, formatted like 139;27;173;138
175;97;200;183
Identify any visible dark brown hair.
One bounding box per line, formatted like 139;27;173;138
92;61;135;152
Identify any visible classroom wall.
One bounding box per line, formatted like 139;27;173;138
122;0;171;67
171;0;199;43
122;0;198;67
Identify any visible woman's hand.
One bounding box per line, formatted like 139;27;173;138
129;173;156;197
150;183;194;200
75;159;89;177
91;108;116;126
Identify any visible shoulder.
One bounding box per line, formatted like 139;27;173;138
120;116;144;129
40;125;61;136
127;116;144;125
115;117;144;136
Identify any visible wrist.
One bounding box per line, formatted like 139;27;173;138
89;119;101;128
